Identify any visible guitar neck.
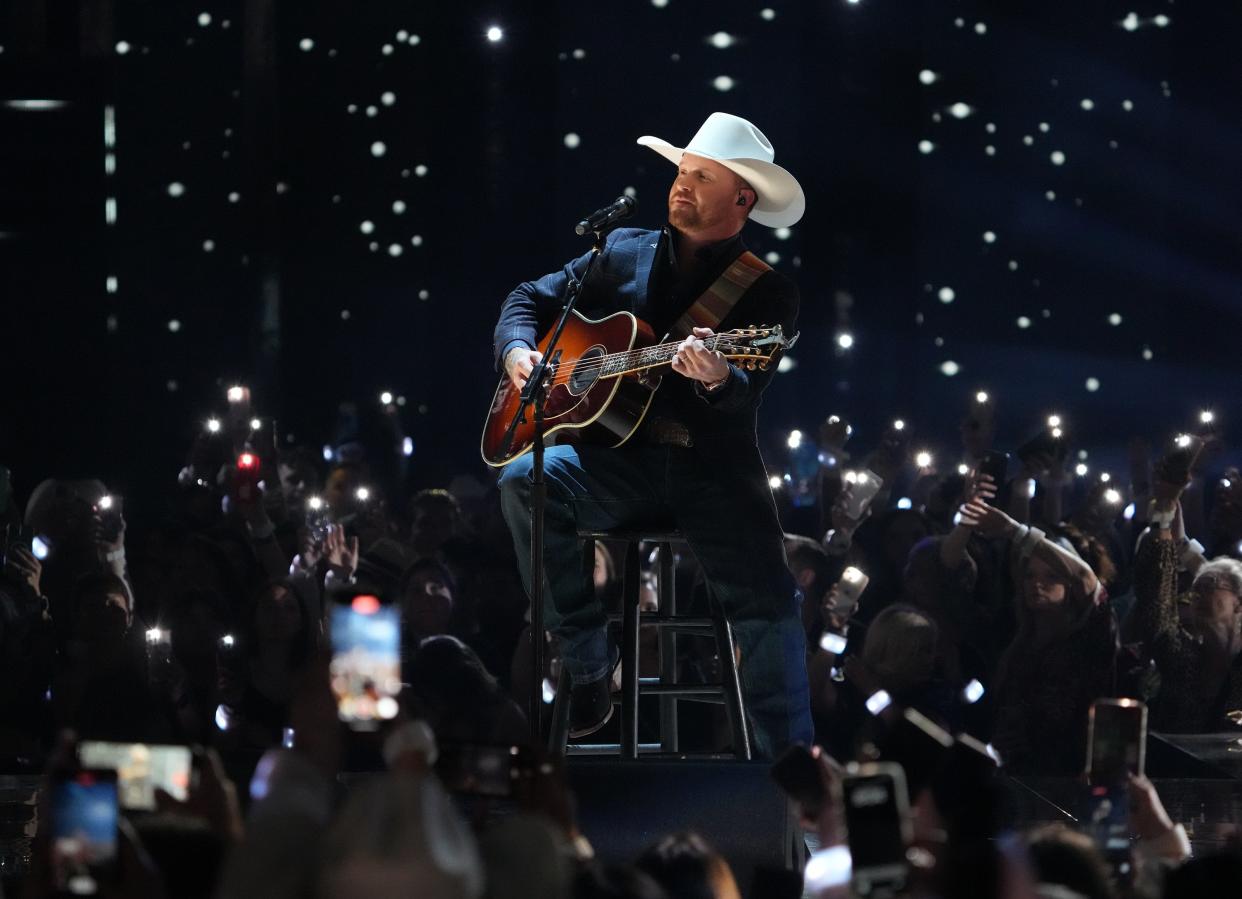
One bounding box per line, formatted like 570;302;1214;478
600;335;744;378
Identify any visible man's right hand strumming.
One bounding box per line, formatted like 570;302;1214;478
505;346;544;390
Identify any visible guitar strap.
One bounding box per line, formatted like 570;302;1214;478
669;250;772;339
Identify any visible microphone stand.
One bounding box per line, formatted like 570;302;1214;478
512;226;610;746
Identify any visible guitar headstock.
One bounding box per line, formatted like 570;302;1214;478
716;324;800;371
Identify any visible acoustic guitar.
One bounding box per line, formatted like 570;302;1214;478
480;309;796;467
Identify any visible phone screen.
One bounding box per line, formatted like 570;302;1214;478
979;451;1010;488
770;744;828;819
330;595;402;729
78;742;192;811
843;771;908;876
844;470;883;519
51;770;118;895
1088;699;1146;786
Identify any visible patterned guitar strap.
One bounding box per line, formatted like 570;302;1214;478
669;250;772;339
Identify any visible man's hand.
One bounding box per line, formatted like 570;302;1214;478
505;346;544;390
671;327;730;386
1128;774;1175;841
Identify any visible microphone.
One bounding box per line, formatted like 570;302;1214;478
575;195;637;236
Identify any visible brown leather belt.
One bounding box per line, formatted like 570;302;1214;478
639;417;693;448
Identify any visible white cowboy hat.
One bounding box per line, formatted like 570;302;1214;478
637;112;805;228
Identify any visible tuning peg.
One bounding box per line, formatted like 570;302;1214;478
758;361;770;371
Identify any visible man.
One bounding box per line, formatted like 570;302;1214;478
494;113;811;758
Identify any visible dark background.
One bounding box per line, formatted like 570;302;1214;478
2;0;1239;521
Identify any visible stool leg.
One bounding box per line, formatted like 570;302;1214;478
657;542;679;754
621;540;641;758
547;661;572;756
712;599;752;760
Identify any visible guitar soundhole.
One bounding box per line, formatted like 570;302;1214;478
567;345;606;396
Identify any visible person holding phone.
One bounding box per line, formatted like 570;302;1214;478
1132;487;1242;732
958;497;1117;775
494;113;811;756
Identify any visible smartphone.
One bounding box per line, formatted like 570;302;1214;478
78;741;193;811
50;769;118;896
2;522;34;568
1155;435;1204;487
306;497;332;546
842;762;912;897
1087;698;1147;787
436;743;538;799
843;470;884;519
833;566;870;618
770;744;828;821
95;495;124;543
329;593;402;729
234;452;262;504
1086;783;1134;884
978;450;1010;490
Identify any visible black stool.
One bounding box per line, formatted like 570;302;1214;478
548;526;751;760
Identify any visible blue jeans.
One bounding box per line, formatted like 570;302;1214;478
498;443;813;759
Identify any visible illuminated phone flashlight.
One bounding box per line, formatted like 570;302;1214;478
1050;427;1064;439
145;627;168;646
379;390;394;405
819;631;848;654
1175;433;1192;448
787;429;803;449
308;496;324;511
1223;479;1233;490
1104;488;1122;505
896;497;913;510
1201;410;1215;425
843;567;865;584
355;486;371;502
32;536;50;561
957;463;969;476
1124;503;1136;521
865;689;893;715
892;419;906;432
226;385;246;403
282;727;295;748
1027;480;1037;499
768;475;783;490
238;452;258;470
219;633;235;649
249;418;262;431
835;332;854;350
1047;414;1062;429
1075;463;1089;477
962;679;985;704
402;437;414;457
541;678;557;704
915;450;934;469
1098;472;1111;483
206;417;222;434
97;494;114;511
975;390;990;404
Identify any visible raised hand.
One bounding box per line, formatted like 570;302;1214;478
3;543;42;596
323;523;359;579
958;498;1019;541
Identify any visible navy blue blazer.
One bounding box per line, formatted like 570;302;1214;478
492;227;799;478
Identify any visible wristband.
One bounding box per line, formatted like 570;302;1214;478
1149;506;1176;530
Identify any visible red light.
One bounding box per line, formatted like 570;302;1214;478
351;594;381;615
238;453;258;470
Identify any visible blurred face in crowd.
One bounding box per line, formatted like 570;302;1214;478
1191;583;1242;633
278;460;317;507
324;467;362;512
1022;556;1068;611
77;588;132;644
410;501;457;553
960;408;995;458
593;543;614;593
254;584;302;642
402;568;454;637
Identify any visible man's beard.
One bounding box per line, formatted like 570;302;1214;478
668;203;700;231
